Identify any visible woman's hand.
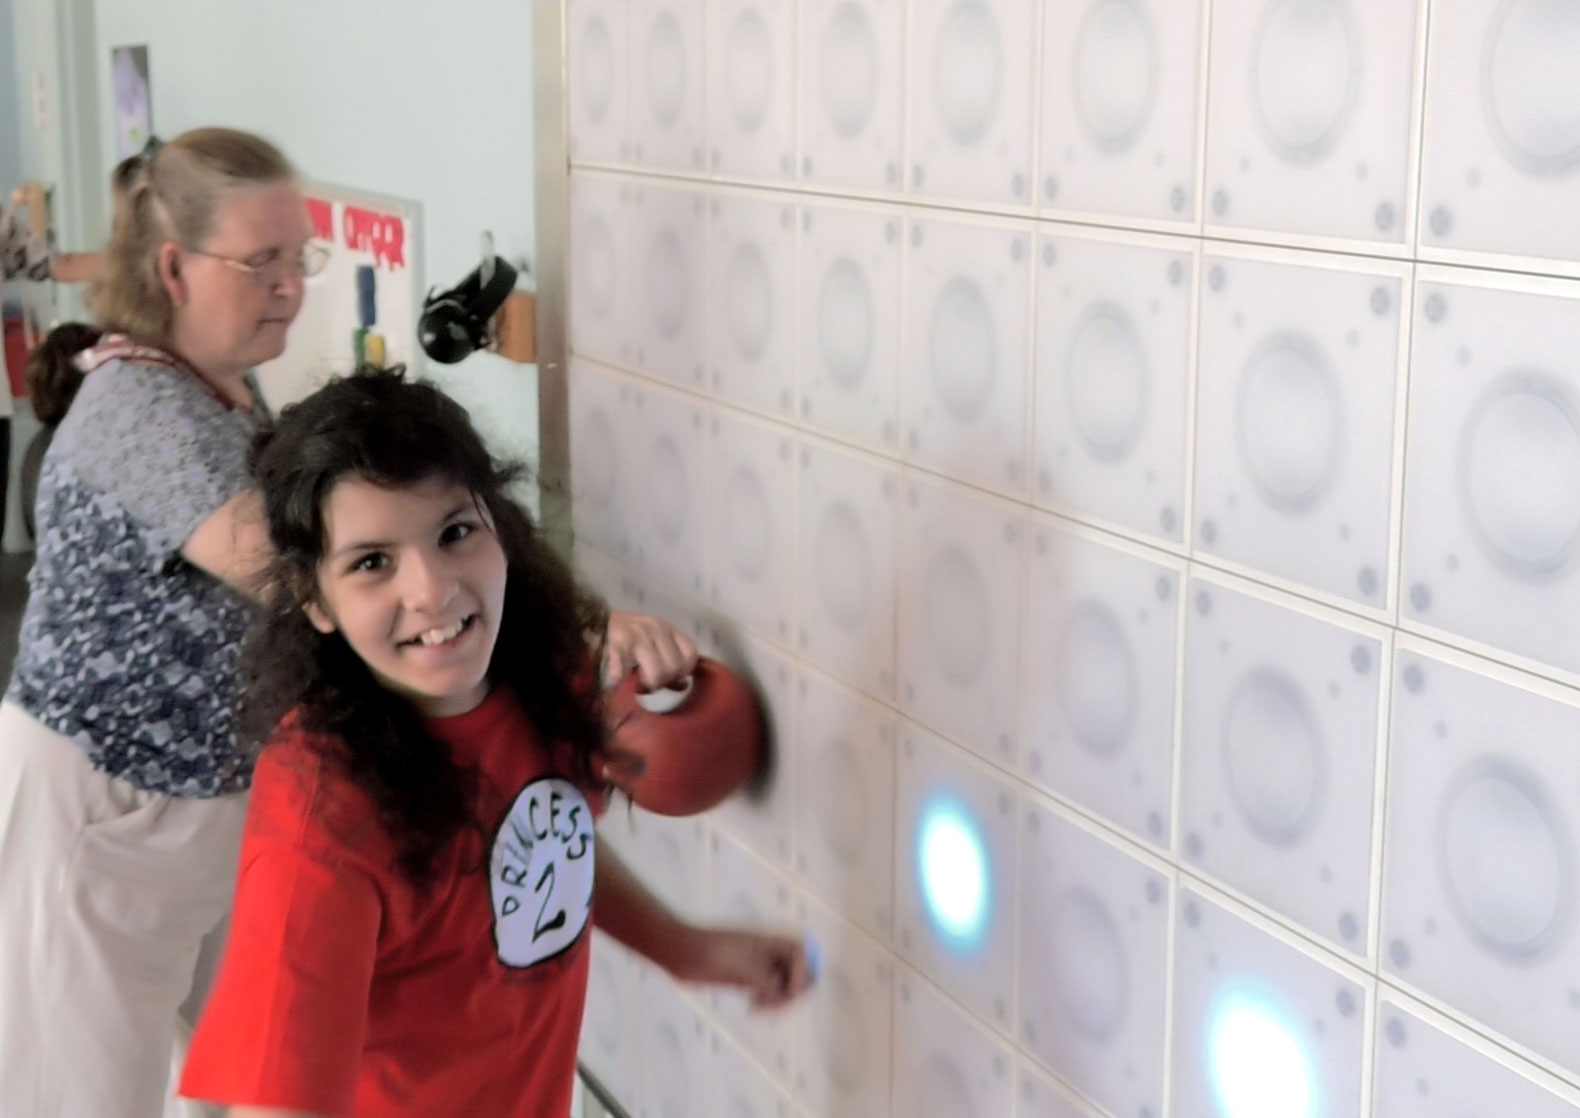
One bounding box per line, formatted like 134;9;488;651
669;927;815;1011
603;610;698;691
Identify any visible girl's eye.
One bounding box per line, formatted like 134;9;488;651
441;522;477;546
351;552;389;574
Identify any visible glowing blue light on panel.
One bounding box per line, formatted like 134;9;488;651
917;798;991;951
1208;988;1317;1118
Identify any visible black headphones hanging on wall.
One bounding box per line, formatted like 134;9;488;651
418;255;518;364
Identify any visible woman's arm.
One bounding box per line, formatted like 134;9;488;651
592;836;812;1009
182;489;273;599
229;1108;324;1118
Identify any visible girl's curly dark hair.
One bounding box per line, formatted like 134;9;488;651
241;366;609;886
26;321;102;425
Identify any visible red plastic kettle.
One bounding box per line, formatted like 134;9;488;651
601;657;766;816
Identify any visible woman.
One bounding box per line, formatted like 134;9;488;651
0;127;315;1118
0;127;694;1118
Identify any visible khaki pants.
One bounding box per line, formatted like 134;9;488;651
0;702;247;1117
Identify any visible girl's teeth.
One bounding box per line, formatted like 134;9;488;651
418;619;466;646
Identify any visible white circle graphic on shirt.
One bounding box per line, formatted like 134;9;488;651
490;777;596;968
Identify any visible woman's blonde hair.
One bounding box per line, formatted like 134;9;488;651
87;127;295;347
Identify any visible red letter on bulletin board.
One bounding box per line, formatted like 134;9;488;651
342;205;407;271
306;196;334;243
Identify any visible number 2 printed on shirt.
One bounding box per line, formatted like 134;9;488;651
489;778;596;968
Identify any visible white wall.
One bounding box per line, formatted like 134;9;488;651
89;0;541;462
10;0;109;303
567;1;1580;1116
3;0;87;551
8;0;63;198
0;0;26;208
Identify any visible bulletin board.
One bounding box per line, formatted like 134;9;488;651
254;182;424;411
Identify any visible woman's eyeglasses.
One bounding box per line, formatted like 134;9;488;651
189;241;332;287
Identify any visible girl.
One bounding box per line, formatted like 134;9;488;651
18;321;102;541
179;368;812;1117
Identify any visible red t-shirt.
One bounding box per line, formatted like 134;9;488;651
180;688;604;1117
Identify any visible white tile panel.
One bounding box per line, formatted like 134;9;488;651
1022;521;1181;848
1038;0;1207;224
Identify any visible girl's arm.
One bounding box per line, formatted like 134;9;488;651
603;609;698;689
592;836;812;1009
229;1108;323;1118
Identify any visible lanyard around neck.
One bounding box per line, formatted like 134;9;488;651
75;335;252;414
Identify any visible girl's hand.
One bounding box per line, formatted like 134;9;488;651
670;927;815;1010
604;610;698;691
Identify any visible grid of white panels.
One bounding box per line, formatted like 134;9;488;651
564;0;1580;1113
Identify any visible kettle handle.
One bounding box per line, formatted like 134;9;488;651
634;673;695;715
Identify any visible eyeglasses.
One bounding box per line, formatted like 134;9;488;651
189;240;332;287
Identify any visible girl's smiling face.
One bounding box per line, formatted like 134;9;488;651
305;474;508;718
